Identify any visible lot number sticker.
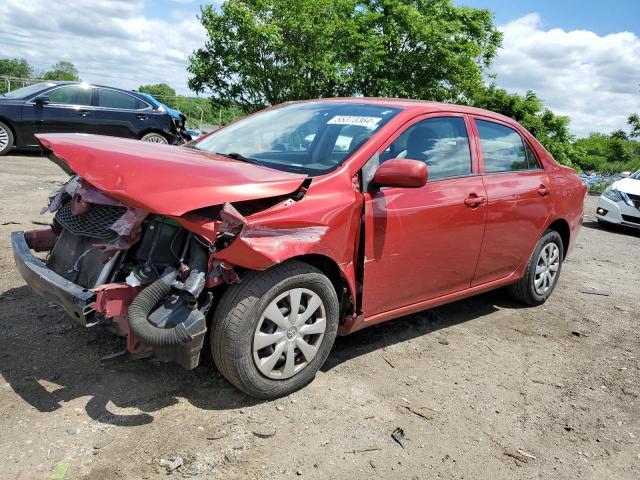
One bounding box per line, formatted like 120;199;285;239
327;116;382;127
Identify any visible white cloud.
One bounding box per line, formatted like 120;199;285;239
492;13;640;137
0;0;206;95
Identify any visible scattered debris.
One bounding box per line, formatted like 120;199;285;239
401;397;411;404
206;431;229;440
253;428;277;439
296;469;303;475
31;220;50;226
344;447;381;454
1;221;19;225
517;449;537;460
571;331;582;337
503;448;531;464
369;459;376;469
51;462;69;480
93;437;113;450
578;287;610;296
401;405;434;421
383;356;395;368
100;350;127;361
160;455;183;472
275;405;284;411
437;336;449;345
391;427;406;449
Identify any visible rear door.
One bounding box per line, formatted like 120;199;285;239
93;88;154;138
470;117;552;286
26;84;95;140
361;114;487;317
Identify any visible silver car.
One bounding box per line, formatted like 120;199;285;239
596;170;640;229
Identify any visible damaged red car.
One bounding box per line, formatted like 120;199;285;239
11;99;586;399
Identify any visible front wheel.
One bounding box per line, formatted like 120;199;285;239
0;121;14;156
210;261;339;399
140;132;168;144
508;229;564;306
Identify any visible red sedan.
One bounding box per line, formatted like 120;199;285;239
12;99;586;398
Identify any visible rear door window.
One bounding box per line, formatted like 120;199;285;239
475;119;539;172
97;89;149;110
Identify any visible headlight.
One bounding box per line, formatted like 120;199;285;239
603;186;623;202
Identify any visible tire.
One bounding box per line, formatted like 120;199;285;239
508;229;564;306
210;260;339;399
140;132;168;144
0;121;14;156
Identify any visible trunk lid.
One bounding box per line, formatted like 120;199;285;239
36;133;307;216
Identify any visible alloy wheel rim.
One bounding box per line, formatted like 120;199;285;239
0;125;8;150
145;135;167;144
534;243;560;295
253;288;326;380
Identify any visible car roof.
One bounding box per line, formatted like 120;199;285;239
289;97;515;124
39;81;145;97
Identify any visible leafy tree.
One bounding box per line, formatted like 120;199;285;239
42;61;80;81
0;58;32;78
629;113;640;138
471;85;582;168
610;129;628;141
188;0;502;112
138;83;177;104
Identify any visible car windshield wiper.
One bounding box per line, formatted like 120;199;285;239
215;152;263;166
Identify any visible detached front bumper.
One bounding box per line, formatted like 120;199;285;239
11;231;96;323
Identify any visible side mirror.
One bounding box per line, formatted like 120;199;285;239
620;171;631;178
33;96;50;106
372;158;427;188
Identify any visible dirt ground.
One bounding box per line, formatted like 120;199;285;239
0;152;639;480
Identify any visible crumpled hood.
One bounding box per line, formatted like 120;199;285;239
36;133;307;216
613;177;640;196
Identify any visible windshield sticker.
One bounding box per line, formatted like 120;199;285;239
327;116;382;127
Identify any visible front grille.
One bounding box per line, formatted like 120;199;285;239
621;214;640;225
55;202;126;240
627;193;640;209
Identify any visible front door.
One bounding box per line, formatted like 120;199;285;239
470;117;553;286
362;114;487;317
25;84;95;143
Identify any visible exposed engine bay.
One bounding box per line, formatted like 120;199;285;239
28;175;219;369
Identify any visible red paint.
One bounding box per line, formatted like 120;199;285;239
24;228;57;252
372;158;427;188
38;99;586;336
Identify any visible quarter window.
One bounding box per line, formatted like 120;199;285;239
46;85;92;106
98;89;149;110
382;116;472;181
476;120;539;172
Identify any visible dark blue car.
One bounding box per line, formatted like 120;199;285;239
0;81;190;155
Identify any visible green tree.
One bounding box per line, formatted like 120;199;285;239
42;61;80;81
188;0;501;112
628;113;640;138
138;83;177;104
0;58;32;78
610;129;629;141
471;85;582;168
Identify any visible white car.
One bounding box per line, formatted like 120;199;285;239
596;170;640;229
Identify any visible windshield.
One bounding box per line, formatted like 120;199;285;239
631;170;640;180
1;82;57;99
193;102;401;175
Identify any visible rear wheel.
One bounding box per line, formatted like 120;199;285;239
141;132;168;144
210;261;339;399
508;229;564;306
0;121;14;156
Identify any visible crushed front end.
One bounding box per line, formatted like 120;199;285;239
12;176;216;369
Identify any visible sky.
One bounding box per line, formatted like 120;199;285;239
0;0;639;137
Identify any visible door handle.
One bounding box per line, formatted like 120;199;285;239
537;185;551;197
137;114;147;120
78;110;91;117
464;194;486;208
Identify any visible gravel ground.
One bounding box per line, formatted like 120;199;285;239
1;153;639;480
